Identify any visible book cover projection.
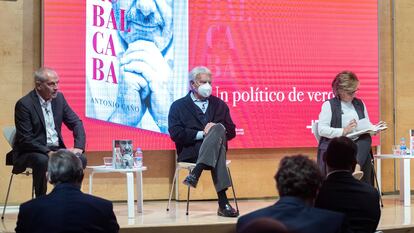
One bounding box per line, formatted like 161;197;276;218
85;0;189;134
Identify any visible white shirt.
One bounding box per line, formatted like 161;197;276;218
37;92;59;147
318;100;373;139
190;92;209;140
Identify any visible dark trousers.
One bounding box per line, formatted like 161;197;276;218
356;134;373;185
17;149;87;197
197;123;231;192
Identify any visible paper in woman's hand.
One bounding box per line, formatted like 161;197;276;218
347;120;387;138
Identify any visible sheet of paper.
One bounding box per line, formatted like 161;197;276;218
356;118;373;131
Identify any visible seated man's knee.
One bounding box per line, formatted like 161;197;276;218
32;154;49;170
210;123;226;136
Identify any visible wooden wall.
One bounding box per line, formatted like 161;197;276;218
0;0;412;204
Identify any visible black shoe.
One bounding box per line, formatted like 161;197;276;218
217;204;239;217
183;174;198;188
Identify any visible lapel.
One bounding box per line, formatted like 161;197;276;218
51;96;60;128
205;96;216;123
182;92;204;125
30;90;46;128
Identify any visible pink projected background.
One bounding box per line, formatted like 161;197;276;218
43;0;378;151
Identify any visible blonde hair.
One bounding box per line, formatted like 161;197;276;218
331;71;359;96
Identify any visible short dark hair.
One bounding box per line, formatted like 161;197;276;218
48;149;84;185
275;155;322;199
325;136;357;170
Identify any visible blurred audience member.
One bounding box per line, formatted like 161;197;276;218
315;136;381;233
237;155;350;233
16;150;119;233
238;218;289;233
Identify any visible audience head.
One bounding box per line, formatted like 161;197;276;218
34;67;59;101
239;218;290;233
47;149;84;187
275;155;323;202
325;136;358;172
331;71;359;102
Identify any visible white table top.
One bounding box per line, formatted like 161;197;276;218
87;165;148;173
374;154;414;159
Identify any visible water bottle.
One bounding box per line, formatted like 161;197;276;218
134;148;143;168
400;137;407;156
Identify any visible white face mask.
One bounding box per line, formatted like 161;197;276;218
197;83;212;98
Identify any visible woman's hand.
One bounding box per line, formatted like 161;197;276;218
343;119;357;135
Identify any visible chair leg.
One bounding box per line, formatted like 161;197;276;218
186;168;192;215
227;167;239;213
166;168;179;211
2;174;14;220
32;184;35;199
31;172;35;199
186;183;190;215
372;160;384;207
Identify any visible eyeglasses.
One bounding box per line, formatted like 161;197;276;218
345;89;359;95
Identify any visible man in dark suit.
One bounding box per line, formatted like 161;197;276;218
315;136;381;233
10;67;86;197
237;155;350;233
168;66;238;217
15;150;119;233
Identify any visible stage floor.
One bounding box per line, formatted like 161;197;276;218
1;195;414;233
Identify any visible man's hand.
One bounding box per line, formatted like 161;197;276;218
120;40;172;132
108;68;148;126
204;122;217;135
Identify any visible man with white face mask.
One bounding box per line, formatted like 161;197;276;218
168;66;238;217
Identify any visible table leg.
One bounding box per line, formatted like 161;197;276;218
136;171;143;213
376;158;382;193
126;172;135;218
89;172;94;194
400;158;411;206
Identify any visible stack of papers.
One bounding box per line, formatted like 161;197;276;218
347;120;387;138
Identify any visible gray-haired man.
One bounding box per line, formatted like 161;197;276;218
15;150;119;233
168;66;238;217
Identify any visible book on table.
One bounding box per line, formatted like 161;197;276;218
113;139;134;169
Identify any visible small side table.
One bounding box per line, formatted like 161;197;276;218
86;165;147;218
374;154;413;207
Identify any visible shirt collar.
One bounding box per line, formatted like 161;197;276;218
36;90;51;106
190;92;208;102
326;169;351;177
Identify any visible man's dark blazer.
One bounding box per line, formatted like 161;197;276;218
10;90;85;169
168;92;235;162
315;171;381;233
236;196;349;233
15;183;119;233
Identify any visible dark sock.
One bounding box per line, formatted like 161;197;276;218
217;189;229;208
191;163;209;180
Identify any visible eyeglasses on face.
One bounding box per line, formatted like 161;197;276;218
345;88;359;95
